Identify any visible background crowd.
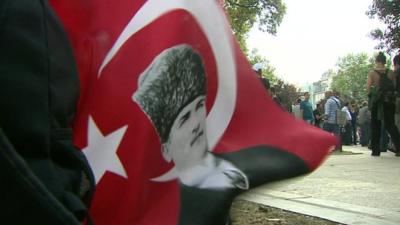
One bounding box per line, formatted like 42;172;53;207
255;52;400;156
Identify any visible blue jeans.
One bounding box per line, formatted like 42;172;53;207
323;123;342;150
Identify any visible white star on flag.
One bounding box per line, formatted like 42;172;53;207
83;116;128;184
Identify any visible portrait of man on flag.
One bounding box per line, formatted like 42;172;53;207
131;44;314;224
133;44;249;190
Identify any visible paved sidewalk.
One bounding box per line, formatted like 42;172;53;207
239;145;400;225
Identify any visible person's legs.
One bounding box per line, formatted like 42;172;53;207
396;114;400;156
341;123;351;145
360;122;367;146
395;113;400;133
333;124;342;150
370;104;381;156
323;123;341;150
380;123;389;152
365;121;371;146
323;123;333;132
382;103;400;155
340;125;346;145
352;124;357;145
346;123;352;145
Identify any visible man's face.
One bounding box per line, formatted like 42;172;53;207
165;96;207;170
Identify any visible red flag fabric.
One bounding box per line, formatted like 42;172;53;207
50;1;337;224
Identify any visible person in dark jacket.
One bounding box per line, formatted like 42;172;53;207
366;52;400;156
350;103;358;145
358;102;371;147
0;1;95;224
313;103;323;128
394;54;400;147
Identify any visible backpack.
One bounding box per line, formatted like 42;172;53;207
331;98;347;126
376;69;396;103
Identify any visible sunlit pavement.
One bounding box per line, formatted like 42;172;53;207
239;145;400;225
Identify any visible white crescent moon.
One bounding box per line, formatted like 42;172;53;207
98;0;237;182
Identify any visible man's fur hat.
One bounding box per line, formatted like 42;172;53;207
133;45;206;143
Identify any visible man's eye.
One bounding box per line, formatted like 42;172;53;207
179;112;190;127
196;100;205;110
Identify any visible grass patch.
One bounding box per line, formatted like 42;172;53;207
230;200;343;225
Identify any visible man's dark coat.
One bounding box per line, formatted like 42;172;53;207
0;0;95;224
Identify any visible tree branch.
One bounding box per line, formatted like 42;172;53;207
225;0;259;8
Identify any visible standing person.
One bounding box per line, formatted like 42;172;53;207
389;54;400;153
358;101;371;147
323;91;342;151
313;103;324;128
366;52;400;156
350;103;358;145
341;102;352;145
394;54;400;136
300;92;315;124
291;98;302;119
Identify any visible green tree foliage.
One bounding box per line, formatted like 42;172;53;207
273;80;300;111
367;0;400;51
246;49;299;110
247;49;278;83
223;1;296;108
223;0;286;54
330;53;375;102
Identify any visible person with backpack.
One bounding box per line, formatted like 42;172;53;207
323;90;342;151
366;52;400;156
393;54;400;140
0;1;95;223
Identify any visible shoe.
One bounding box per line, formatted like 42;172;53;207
396;152;400;157
371;150;380;156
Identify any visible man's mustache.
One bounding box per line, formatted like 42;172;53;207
190;130;204;147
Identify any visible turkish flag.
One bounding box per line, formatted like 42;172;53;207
50;1;336;225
